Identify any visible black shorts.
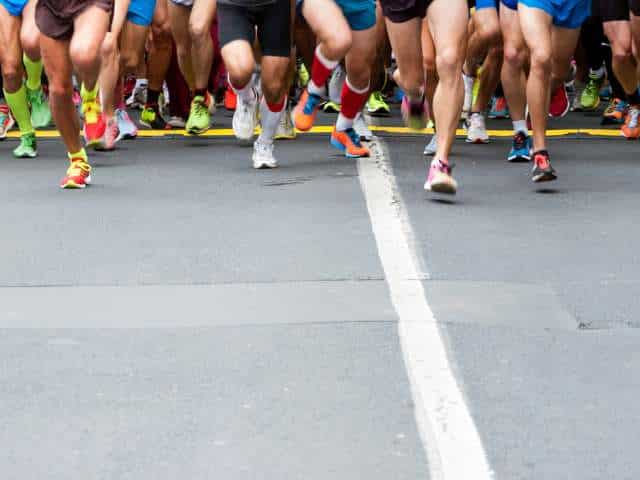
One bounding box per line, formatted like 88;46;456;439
593;0;640;21
217;0;291;57
380;0;433;23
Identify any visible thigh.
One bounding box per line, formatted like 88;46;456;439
256;0;291;57
631;12;640;57
603;20;632;53
518;2;553;55
260;55;290;87
385;17;423;72
20;0;40;55
190;0;216;29
40;34;73;88
301;0;350;46
0;2;22;67
71;4;110;56
421;16;435;68
473;3;499;35
168;1;191;45
551;24;580;64
427;0;468;57
119;19;149;64
500;0;525;51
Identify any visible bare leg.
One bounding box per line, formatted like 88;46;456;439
189;0;216;91
500;3;527;123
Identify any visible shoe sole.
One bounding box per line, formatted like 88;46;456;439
532;172;557;183
187;127;209;135
465;138;489;144
367;109;391;117
61;175;92;189
425;181;457;195
330;138;369;158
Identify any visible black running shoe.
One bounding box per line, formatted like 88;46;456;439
531;150;557;183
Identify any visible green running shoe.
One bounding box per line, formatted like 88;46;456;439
366;91;391;116
297;62;310;88
13;131;37;158
185;94;211;134
27;87;52;128
323;101;341;113
580;73;604;111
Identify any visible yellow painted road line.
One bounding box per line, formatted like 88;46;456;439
1;126;626;139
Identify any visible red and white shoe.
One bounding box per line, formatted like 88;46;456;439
83;98;106;149
60;157;92;189
549;84;570;118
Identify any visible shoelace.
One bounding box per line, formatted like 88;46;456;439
67;159;91;176
82;100;100;123
605;99;619;115
303;93;322;115
534;153;550;169
345;128;361;146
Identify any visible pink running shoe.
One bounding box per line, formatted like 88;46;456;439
424;159;458;195
549;84;570;118
401;95;427;130
101;116;120;151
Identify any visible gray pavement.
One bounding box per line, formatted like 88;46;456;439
1;114;639;479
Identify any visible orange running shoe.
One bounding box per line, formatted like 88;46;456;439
330;127;370;158
224;86;237;111
293;89;323;131
60;156;92;189
621;105;640;140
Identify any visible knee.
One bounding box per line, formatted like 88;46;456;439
188;18;211;43
476;24;501;48
152;21;173;46
503;45;524;68
101;33;117;59
70;43;100;72
261;78;286;103
322;29;352;60
612;45;633;65
0;59;22;87
529;48;552;73
346;62;371;89
48;79;73;102
121;50;140;72
20;31;40;60
436;46;464;77
226;57;255;87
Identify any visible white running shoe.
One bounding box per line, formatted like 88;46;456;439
126;79;147;109
423;134;437;156
167;116;186;128
465;113;489;144
328;64;346;105
353;112;373;141
233;88;258;141
462;73;474;120
252;139;278;169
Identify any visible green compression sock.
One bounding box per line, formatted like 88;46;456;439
3;85;34;134
23;54;43;91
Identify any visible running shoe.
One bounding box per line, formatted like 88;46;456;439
602;98;628;125
73;86;82;118
531;150;557;183
168;116;186;128
580;73;604;111
82;98;106;149
366;91;391;116
232;87;258;140
330;127;370;158
101;116;119;151
274;103;296;140
140;103;169;130
424;159;457;195
116;108;139;140
297;61;310;88
488;96;509;119
293;89;323;131
322;101;341;113
0;104;15;140
354;112;373;141
507;131;532;162
252;139;278;169
549;84;570;118
401;96;427;130
13;132;37;158
224;86;237;111
185;94;211;135
60;156;92;189
126;80;147;109
423;135;437;156
26;87;52;128
621;105;640;140
465;113;489;144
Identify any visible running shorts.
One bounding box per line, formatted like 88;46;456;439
380;0;434;23
518;0;590;28
500;0;517;10
170;0;194;6
0;0;27;16
36;0;113;40
335;0;376;30
127;0;157;26
217;0;291;57
593;0;640;21
475;0;498;10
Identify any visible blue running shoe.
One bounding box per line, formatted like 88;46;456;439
507;131;531;163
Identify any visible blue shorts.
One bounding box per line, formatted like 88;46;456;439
127;0;156;26
518;0;590;28
500;0;517;10
335;0;376;30
475;0;497;10
0;0;27;16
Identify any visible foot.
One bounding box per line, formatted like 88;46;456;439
293;89;323;131
507;131;532;162
580;73;604;111
601;98;628;125
0;104;15;140
353;112;373;141
13;131;37;158
126;80;147;109
330;127;370;158
401;96;427;130
60;157;92;189
423;135;437;156
101;116;119;151
116;108;139;140
27;87;52;128
549;84;570;118
274;103;296;140
424;159;457;195
185;94;211;135
366;91;391;116
167;116;186;128
140;103;169;130
232;88;258;141
465;113;489;144
621;105;640;140
252;139;278;169
82;97;106;150
531;150;557;183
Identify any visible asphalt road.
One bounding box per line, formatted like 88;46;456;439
1;110;639;479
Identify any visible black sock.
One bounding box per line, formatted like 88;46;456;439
146;89;160;106
194;88;207;98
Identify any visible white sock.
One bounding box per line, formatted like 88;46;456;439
230;75;256;103
258;97;285;144
463;73;475;93
135;78;148;88
589;66;605;79
513;119;527;134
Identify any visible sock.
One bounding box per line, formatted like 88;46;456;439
194;88;207;98
589;65;605;79
80;82;99;101
3;85;33;134
336;77;369;131
626;89;640;105
308;45;339;96
513;119;528;134
135;78;148;89
258;96;286;144
230;75;256;103
463;73;475;93
68;148;88;162
23;54;43;91
146;89;160;105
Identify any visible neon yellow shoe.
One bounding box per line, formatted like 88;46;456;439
366;91;391;116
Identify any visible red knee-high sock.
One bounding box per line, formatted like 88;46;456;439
308;45;339;96
335;77;369;131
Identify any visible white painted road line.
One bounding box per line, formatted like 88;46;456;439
358;139;494;480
